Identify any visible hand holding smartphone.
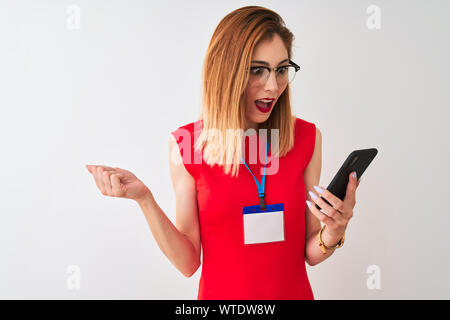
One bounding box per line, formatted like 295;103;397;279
314;148;378;211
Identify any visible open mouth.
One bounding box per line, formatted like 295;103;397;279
254;100;274;113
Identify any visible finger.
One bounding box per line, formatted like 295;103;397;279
87;165;116;172
102;170;113;195
113;167;134;179
90;166;104;192
306;200;335;226
95;166;111;194
312;185;347;212
97;165;116;172
111;173;124;197
87;165;115;184
343;171;358;207
311;186;349;218
308;190;347;225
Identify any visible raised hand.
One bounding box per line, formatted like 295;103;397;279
306;171;361;239
86;165;152;203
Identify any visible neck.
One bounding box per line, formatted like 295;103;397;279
244;119;258;132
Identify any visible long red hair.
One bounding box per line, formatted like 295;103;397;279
195;6;296;177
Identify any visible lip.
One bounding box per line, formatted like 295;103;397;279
254;99;274;113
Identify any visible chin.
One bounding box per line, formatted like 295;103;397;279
257;115;270;122
250;114;271;127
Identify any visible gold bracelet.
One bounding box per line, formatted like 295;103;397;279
317;225;345;254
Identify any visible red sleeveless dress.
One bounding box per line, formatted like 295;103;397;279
170;117;316;300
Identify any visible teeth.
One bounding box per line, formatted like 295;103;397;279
258;99;272;103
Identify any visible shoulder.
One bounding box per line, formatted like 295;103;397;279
293;116;321;170
293;116;320;145
304;124;322;173
170;119;203;148
294;116;316;133
171;119;203;136
169;119;203;179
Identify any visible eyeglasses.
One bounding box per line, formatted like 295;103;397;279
246;59;301;87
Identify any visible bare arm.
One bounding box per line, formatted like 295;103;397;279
136;134;201;277
304;127;340;266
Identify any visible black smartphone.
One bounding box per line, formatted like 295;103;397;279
314;148;378;211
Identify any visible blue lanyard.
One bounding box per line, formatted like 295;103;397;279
241;140;269;210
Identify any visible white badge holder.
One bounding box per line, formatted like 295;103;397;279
243;203;285;245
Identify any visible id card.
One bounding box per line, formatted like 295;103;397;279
242;203;285;245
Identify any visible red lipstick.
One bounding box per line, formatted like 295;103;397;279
254;99;275;113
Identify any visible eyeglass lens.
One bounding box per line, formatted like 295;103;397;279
249;66;297;87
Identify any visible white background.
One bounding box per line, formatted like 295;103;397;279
1;0;449;299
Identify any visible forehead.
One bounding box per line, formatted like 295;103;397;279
252;34;288;65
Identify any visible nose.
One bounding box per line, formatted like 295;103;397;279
263;70;279;92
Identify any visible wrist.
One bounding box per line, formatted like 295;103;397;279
321;226;345;248
136;190;155;208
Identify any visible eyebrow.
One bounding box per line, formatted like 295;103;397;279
251;58;290;66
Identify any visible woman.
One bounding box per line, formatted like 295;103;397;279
86;6;360;300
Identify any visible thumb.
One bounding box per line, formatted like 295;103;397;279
113;167;129;174
344;171;358;204
111;173;125;194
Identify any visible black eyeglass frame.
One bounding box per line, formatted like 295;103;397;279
247;59;301;84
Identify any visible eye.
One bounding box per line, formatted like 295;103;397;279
250;67;265;76
277;66;289;75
